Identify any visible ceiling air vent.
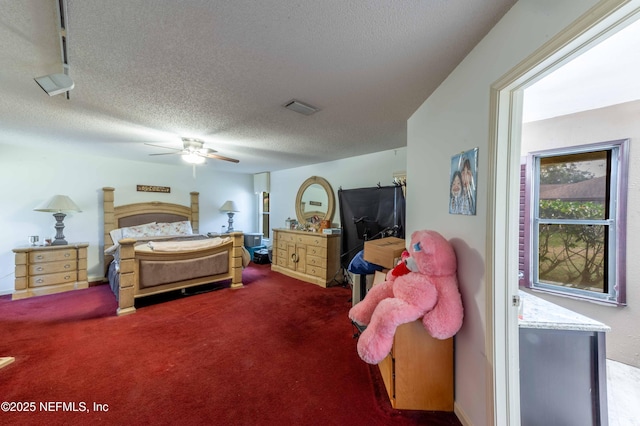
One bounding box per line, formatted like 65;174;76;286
283;99;319;116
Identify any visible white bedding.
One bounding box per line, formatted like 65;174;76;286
135;237;231;252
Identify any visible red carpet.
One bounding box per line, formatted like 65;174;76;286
0;264;460;425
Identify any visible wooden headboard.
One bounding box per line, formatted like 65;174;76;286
102;187;200;252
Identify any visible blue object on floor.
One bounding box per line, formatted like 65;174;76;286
348;250;383;274
246;245;266;259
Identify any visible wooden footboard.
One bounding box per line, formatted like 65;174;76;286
116;233;244;316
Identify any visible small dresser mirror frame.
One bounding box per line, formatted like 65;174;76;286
295;176;335;225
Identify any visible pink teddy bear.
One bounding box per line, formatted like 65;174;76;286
348;230;464;364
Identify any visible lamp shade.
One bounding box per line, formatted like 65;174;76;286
220;200;239;212
34;195;82;212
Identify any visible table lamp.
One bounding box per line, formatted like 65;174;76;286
34;195;82;245
220;200;239;232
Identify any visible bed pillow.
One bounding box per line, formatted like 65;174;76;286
155;221;193;236
121;222;159;238
169;220;193;235
109;228;123;245
155;222;174;236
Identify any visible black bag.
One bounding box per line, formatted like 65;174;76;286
253;249;271;264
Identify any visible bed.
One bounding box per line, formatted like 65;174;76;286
103;187;244;316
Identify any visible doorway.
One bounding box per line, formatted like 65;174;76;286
520;16;640;424
489;1;640;424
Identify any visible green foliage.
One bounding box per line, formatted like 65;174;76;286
539;200;604;220
540;163;594;184
537;200;605;290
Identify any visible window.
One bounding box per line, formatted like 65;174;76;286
260;192;270;240
253;172;270;240
522;139;628;305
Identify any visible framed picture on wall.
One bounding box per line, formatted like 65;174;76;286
449;148;478;215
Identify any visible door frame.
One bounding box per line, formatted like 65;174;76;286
487;0;640;424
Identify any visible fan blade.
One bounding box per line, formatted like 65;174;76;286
201;152;240;163
149;152;182;156
144;143;182;151
199;147;218;154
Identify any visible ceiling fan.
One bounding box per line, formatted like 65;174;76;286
145;138;239;164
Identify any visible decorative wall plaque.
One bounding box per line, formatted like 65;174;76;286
137;185;170;193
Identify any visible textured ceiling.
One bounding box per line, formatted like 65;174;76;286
0;0;517;173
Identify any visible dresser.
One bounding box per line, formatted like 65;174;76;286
12;243;89;300
378;320;454;411
271;228;341;287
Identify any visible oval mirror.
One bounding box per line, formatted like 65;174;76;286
295;176;335;225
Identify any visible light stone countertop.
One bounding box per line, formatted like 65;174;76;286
518;290;610;332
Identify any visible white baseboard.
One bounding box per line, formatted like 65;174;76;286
454;402;472;426
89;275;107;284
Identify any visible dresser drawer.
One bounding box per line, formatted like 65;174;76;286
29;249;77;263
305;265;327;279
29;271;77;288
306;245;328;258
29;260;76;275
296;234;327;248
276;248;288;262
276;232;296;243
306;254;327;268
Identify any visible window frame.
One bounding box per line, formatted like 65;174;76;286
522;138;629;305
258;191;270;240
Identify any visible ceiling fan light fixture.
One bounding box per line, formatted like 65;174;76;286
182;137;204;149
146;138;238;164
182;152;205;164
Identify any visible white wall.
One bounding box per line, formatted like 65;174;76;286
269;148;406;233
407;1;599;424
0;143;254;294
522;100;640;367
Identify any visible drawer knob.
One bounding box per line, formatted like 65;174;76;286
36;278;43;284
291;253;299;263
64;264;70;269
64;275;71;280
64;253;71;258
36;266;43;271
36;255;44;260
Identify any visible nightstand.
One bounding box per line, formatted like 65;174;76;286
12;243;89;300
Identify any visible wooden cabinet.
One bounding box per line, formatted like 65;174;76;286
378;320;454;411
271;228;341;287
12;243;89;300
519;328;608;426
518;291;610;426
